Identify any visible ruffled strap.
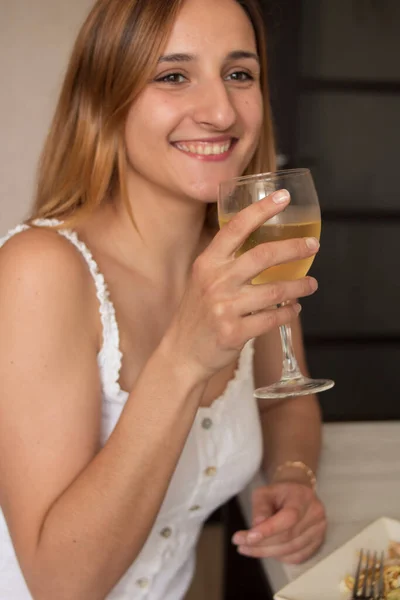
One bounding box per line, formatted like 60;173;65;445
0;219;124;402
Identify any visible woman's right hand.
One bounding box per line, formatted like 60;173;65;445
164;189;319;380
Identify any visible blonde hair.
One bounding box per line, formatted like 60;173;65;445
30;0;276;229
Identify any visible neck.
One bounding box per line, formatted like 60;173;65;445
92;179;211;287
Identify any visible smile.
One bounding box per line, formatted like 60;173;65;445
171;138;237;161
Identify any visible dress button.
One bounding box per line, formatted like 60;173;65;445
136;578;149;589
201;417;213;430
189;505;201;512
160;526;172;538
204;466;217;477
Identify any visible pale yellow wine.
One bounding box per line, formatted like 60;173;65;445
219;216;321;285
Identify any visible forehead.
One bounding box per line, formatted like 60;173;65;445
164;0;257;54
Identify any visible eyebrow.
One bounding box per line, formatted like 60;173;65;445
157;50;260;64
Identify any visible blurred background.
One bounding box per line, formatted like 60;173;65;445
266;0;400;424
1;0;399;599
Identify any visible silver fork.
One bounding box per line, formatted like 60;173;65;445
352;549;385;599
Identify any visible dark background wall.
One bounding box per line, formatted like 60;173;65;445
263;0;400;421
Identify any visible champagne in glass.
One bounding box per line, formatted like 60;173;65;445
218;216;321;284
218;168;334;399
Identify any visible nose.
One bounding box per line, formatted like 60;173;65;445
192;79;237;131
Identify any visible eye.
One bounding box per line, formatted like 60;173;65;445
226;71;254;82
155;73;187;84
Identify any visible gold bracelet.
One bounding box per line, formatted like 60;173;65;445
273;460;317;491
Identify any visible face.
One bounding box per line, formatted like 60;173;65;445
124;0;264;204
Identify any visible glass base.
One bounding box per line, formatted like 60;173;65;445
254;376;335;399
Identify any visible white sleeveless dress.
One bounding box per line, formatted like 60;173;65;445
0;220;263;600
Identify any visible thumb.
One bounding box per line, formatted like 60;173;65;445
251;486;275;527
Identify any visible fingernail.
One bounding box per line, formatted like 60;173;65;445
253;516;266;526
247;532;263;543
306;237;320;250
232;533;245;545
294;303;302;314
272;189;290;204
309;277;318;291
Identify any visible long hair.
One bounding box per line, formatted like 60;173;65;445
30;0;276;229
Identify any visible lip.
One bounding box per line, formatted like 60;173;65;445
173;135;235;144
171;137;238;162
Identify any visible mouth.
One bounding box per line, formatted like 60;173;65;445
171;137;238;161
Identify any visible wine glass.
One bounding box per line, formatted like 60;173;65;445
218;168;334;399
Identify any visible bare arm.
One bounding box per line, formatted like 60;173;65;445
254;318;322;487
0;231;207;600
230;320;326;564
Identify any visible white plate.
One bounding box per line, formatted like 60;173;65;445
274;517;400;600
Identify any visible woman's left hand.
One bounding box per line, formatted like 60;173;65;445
232;482;327;564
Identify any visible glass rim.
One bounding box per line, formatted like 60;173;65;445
219;168;311;189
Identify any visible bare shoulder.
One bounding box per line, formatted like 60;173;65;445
0;226;93;289
0;226;99;333
0;227;102;561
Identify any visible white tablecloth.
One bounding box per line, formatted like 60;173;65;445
238;421;400;592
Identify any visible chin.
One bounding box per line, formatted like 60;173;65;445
184;171;243;203
185;186;220;204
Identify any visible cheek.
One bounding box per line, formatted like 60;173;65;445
235;90;263;140
125;94;180;156
247;94;264;133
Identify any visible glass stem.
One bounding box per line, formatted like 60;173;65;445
278;303;303;381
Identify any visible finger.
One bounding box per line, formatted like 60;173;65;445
232;504;298;547
251;488;275;527
232;492;324;548
231;236;319;286
240;506;301;546
251;519;326;556
211;190;291;258
246;500;326;548
280;532;326;565
237;520;326;560
250;511;326;548
290;500;326;539
234;277;318;315
209;302;302;355
236;302;302;342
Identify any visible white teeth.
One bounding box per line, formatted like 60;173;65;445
175;141;232;156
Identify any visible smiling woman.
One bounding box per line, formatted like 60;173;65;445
0;1;325;599
30;0;276;228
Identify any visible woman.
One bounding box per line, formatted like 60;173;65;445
0;0;327;598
